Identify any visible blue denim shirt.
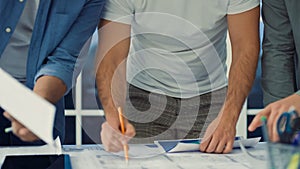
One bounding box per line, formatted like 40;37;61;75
0;0;105;141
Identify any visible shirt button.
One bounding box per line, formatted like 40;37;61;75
5;27;11;33
19;0;24;2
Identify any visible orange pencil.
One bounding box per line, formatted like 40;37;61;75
118;107;129;163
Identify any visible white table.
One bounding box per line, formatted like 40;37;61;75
0;143;268;169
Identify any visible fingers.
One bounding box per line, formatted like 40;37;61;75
248;107;271;132
101;122;124;152
249;97;300;142
124;122;136;138
273;107;289;142
3;112;39;142
199;136;212;152
268;108;287;142
205;136;218;153
248;114;262;131
17;128;39;142
200;117;235;154
102;132;124;152
101;121;135;152
119;120;135;144
249;106;285;142
267;109;278;141
12;120;39;142
200;135;234;154
215;140;227;154
3;112;14;121
11;123;38;142
223;139;234;154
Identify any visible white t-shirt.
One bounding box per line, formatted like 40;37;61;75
102;0;259;98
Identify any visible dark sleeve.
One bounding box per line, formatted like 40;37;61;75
261;0;297;106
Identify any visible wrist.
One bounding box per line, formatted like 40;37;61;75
104;108;118;121
219;106;240;124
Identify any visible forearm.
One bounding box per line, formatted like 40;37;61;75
33;76;67;104
224;47;259;122
224;6;260;123
96;56;125;121
96;19;131;121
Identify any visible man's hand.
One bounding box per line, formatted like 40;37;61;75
248;94;300;142
199;5;260;154
199;113;236;154
101;115;136;152
3;112;39;142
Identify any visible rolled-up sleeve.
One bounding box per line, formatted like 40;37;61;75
35;0;106;93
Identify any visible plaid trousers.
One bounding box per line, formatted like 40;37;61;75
124;84;227;143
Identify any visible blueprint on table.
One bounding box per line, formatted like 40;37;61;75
154;137;261;153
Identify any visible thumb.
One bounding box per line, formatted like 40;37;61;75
120;122;135;145
3;112;15;122
125;122;136;137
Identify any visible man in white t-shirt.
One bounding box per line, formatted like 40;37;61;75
96;0;260;153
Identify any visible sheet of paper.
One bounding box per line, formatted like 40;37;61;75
64;144;177;169
116;144;165;158
0;68;55;144
154;137;261;153
167;153;251;169
61;143;268;169
238;140;267;168
0;142;268;169
165;143;267;169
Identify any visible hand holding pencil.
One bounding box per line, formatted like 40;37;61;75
100;107;136;153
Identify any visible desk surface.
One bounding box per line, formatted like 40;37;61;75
0;143;267;169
